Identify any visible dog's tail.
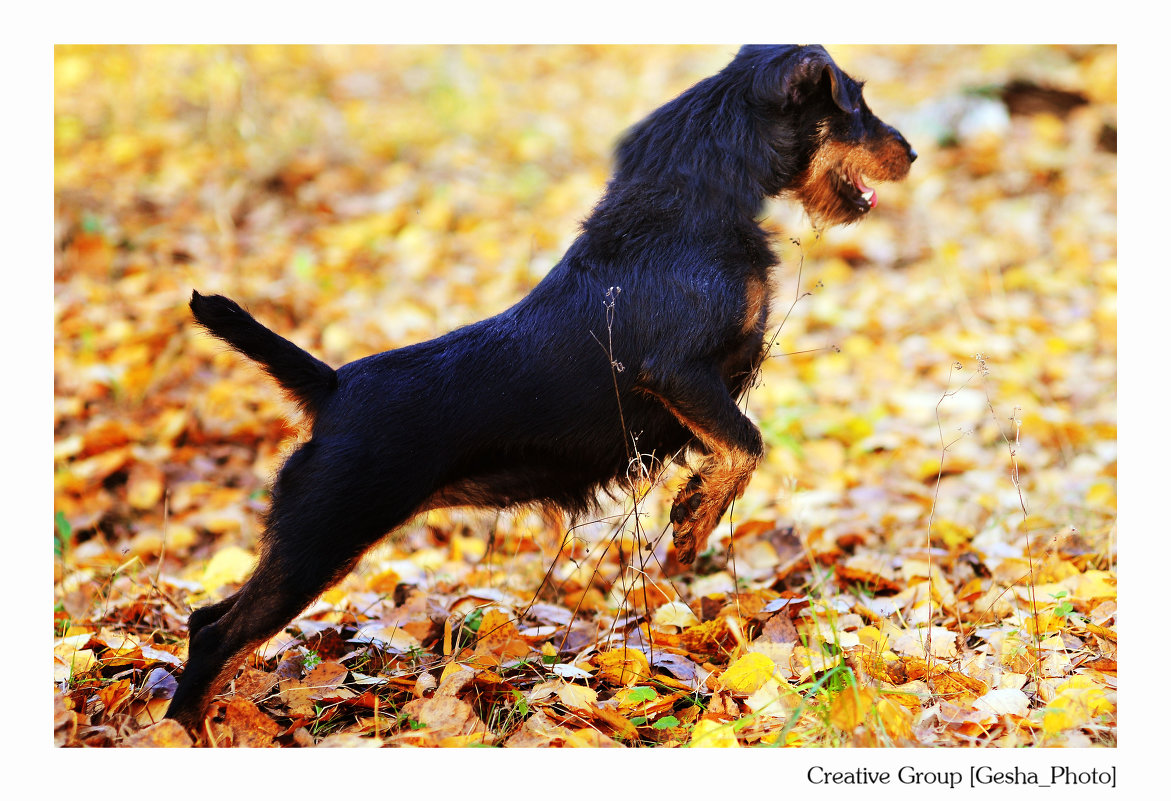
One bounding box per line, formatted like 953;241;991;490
190;291;337;418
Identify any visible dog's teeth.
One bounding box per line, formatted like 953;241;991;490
860;188;876;207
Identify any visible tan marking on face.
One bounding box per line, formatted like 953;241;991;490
793;132;914;226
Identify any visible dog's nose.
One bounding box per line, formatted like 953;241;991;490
908;147;917;163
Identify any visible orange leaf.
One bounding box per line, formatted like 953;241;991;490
830;686;875;730
125;719;193;747
223;697;281;747
97;678;133;716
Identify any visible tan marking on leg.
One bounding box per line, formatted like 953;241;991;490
642;392;761;563
742;275;768;336
670;448;760;563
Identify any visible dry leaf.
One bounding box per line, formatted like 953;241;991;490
555;682;598;711
689;718;739;748
891;627;958;658
223;697;281;747
594;648;651;685
653;600;700;630
720;652;779;695
830;686;876;730
200;546;256;592
125;719;193;747
973;688;1030;717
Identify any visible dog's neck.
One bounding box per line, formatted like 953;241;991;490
608;73;800;222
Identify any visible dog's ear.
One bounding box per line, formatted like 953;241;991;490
784;46;856;113
747;45;856;114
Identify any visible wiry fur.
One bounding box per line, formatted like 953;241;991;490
166;45;914;731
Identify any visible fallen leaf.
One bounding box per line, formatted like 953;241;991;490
224;697;281;747
973;688;1030;717
200;545;256;593
689;718;739;748
653;600;700;630
830;686;876;730
1041;676;1112;734
125;719;193;747
891;627;958;658
720;652;779;695
594;647;651;685
555;681;598;711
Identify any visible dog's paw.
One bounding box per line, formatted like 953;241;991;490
670;473;723;564
670;461;759;564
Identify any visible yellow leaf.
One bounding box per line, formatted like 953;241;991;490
1086;482;1115;509
874;696;914;741
154;408;189;443
1072;570;1116;601
955;577;985;602
856;625;891;653
439;662;471;686
200;546;256;592
720;652;778;695
98;678;134;715
689;718;739;748
932;519;974;548
591;706;639;741
473;608;531;664
594;648;651;685
451;533;486;561
476;609;521;647
555;682;598;712
366;567;400;594
931;670;989;704
1042;676;1113;735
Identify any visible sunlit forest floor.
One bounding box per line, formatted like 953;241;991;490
54;45;1116;747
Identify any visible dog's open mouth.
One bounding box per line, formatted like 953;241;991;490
838;170;877;212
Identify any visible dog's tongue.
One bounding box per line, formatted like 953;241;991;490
855;176;877;208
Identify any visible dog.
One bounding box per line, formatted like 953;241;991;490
166;44;915;731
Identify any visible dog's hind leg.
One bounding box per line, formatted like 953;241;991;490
165;437;431;731
637;366;764;564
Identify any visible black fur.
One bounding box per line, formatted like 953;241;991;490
166;45;914;731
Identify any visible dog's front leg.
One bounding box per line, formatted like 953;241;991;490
637;366;763;563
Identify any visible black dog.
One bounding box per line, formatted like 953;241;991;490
167;44;914;730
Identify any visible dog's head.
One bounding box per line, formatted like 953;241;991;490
737;44;916;225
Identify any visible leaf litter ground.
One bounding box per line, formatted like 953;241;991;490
54;45;1116;747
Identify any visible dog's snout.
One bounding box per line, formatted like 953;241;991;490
892;128;915;162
